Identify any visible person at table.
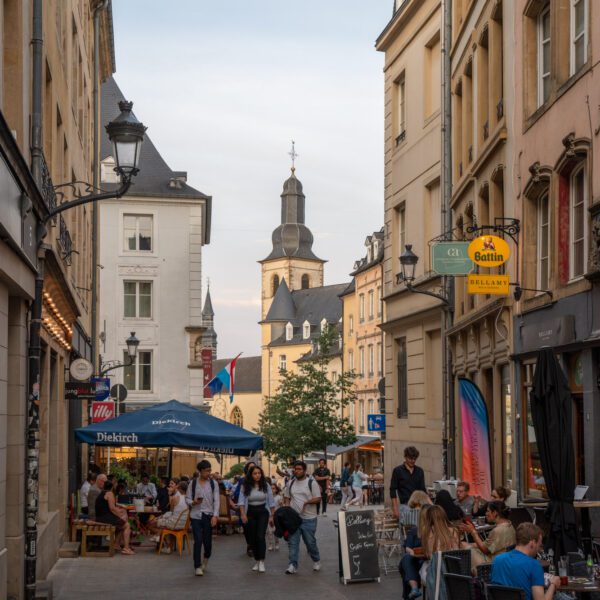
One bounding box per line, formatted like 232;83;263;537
472;485;512;516
400;490;432;528
390;446;427;520
115;480;131;505
462;501;516;569
491;523;561;600
136;473;157;505
421;505;461;587
87;473;106;520
148;480;189;552
434;489;464;523
186;460;220;576
399;502;431;599
155;477;170;513
95;480;135;555
79;472;95;516
454;481;475;515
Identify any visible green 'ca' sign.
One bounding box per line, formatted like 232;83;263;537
431;242;474;275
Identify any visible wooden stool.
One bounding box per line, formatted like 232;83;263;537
81;524;116;557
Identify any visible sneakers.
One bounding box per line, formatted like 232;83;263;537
285;564;297;574
313;561;321;571
408;589;422;599
202;558;209;571
161;546;171;555
194;567;204;576
252;562;259;571
258;561;266;573
322;513;327;517
274;544;280;551
267;545;273;551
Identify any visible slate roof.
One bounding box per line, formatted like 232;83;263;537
213;356;262;394
339;279;355;297
264;279;295;322
101;77;211;203
350;227;384;276
202;288;214;318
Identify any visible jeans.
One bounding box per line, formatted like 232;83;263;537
316;487;328;515
399;554;424;598
340;485;349;507
288;517;320;568
191;514;213;568
246;505;270;561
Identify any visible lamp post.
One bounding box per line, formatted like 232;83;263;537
99;332;140;376
398;244;449;305
26;102;146;599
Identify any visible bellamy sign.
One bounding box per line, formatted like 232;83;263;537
431;242;473;275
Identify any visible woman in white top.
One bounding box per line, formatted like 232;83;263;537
148;481;189;552
347;464;369;507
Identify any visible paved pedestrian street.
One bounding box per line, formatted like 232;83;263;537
48;509;400;599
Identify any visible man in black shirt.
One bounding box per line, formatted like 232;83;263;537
389;446;426;519
313;459;331;516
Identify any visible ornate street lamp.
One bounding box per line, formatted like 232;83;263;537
100;332;140;376
396;244;449;305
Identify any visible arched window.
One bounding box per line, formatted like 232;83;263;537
272;274;280;296
230;406;243;428
301;274;310;289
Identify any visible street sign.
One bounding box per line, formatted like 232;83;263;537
367;414;386;432
467;235;510;267
69;358;93;381
92;377;111;401
92;401;115;423
431;242;473;275
467;274;510;295
110;384;128;401
65;381;95;400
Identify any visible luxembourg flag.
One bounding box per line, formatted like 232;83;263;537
205;354;241;404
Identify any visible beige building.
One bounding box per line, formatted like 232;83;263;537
0;1;114;596
376;0;445;486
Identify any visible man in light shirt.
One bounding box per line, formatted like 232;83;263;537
136;473;157;504
80;472;95;515
87;473;107;520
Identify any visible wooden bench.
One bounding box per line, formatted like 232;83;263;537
77;522;116;557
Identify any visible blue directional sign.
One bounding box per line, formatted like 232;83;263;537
92;377;111;401
367;414;386;432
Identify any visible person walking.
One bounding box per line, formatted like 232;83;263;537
339;462;351;510
313;458;331;516
267;483;283;551
238;465;276;573
283;460;322;574
390;446;427;520
347;464;368;507
186;460;219;576
230;461;256;557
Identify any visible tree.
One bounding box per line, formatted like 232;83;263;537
258;326;357;464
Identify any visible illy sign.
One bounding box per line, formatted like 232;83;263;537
92;401;115;423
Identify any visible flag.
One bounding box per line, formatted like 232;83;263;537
205;354;241;403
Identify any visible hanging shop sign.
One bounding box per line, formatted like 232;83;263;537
92;401;115;423
69;358;93;381
431;242;474;275
467;274;510;295
467;235;510;267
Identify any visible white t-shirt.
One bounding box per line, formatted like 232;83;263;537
80;481;91;508
284;477;321;520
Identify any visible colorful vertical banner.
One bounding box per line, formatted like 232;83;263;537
202;348;213;399
459;378;492;498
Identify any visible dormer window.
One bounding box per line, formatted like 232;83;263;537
101;157;119;184
303;320;311;340
320;318;328;333
285;322;293;341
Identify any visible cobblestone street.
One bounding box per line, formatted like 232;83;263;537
47;509;400;599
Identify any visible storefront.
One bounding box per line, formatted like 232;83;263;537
513;288;600;501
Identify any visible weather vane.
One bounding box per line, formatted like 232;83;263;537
288;140;298;173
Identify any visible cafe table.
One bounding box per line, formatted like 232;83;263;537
120;504;161;538
557;576;600;599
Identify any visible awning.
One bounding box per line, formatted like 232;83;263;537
312;435;382;459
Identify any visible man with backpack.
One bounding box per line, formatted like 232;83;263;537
186;460;220;576
283;460;322;574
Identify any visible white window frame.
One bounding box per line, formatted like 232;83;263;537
537;6;551;107
377;286;382;316
123;213;154;253
396;73;406;140
359;400;365;431
285;322;293;341
123;349;153;392
536;191;550;291
303;320;311;340
349;402;355;426
359;294;365;322
123;280;153;319
278;354;287;371
570;0;588;75
359;346;365;377
377;342;383;376
348;350;354;371
368;399;375;416
320;318;328;333
569;163;588;281
368;344;374;376
368;290;374;319
348;315;354;336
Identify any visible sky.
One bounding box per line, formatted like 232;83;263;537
111;1;391;358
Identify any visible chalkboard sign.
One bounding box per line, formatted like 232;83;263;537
338;509;380;584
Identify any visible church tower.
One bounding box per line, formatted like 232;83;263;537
201;286;217;359
259;165;325;320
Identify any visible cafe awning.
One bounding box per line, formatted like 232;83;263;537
312;435;382;459
75;399;263;456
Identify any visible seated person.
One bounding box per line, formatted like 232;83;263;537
491;523;561;600
434;489;464;523
95;480;135;555
462;501;516;569
155;477;170;513
400;490;432;528
115;480;131;505
399;506;430;599
136;473;157;505
87;473;107;520
472;485;512;517
147;481;189;553
454;481;474;515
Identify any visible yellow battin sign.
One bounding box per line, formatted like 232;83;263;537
467;235;510;267
467;274;510;295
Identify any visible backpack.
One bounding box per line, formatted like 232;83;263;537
288;476;315;495
191;476;216;501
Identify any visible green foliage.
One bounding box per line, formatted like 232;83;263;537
224;462;245;479
258;326;357;463
108;461;136;487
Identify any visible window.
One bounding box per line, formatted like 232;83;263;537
285;322;293;341
368;344;374;376
101;157;119;183
377;286;382;317
368;290;374;319
368;399;375;417
395;205;406;261
569;164;587;280
320;318;328;333
348;315;354;336
570;0;587;74
331;371;338;383
359;400;365;431
278;354;287;371
123;214;152;251
359;347;365;378
230;406;243;427
425;33;441;117
537;6;551;107
123;281;152;318
395;73;406;143
123;350;152;391
377;342;382;376
348;349;354;371
397;338;408;418
303;320;311;339
349;402;355;426
272;274;280;297
359;294;365;322
301;274;310;289
537;191;550;290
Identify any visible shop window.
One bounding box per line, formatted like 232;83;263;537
522;363;546;498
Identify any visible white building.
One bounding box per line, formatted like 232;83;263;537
99;78;212;409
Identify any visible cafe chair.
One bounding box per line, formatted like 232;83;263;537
476;562;492;584
444;573;477;600
441;549;472;576
157;512;191;557
486;584;526;600
444;555;463;575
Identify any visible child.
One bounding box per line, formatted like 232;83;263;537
267;483;283;551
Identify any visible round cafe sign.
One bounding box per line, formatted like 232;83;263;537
69;358;93;381
467;234;510;267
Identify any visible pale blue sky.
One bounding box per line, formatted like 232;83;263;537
111;1;391;358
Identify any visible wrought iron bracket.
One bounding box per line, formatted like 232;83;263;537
99;355;134;377
465;217;520;245
396;273;450;306
511;285;553;302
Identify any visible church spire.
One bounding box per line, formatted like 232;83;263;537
201;282;217;359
